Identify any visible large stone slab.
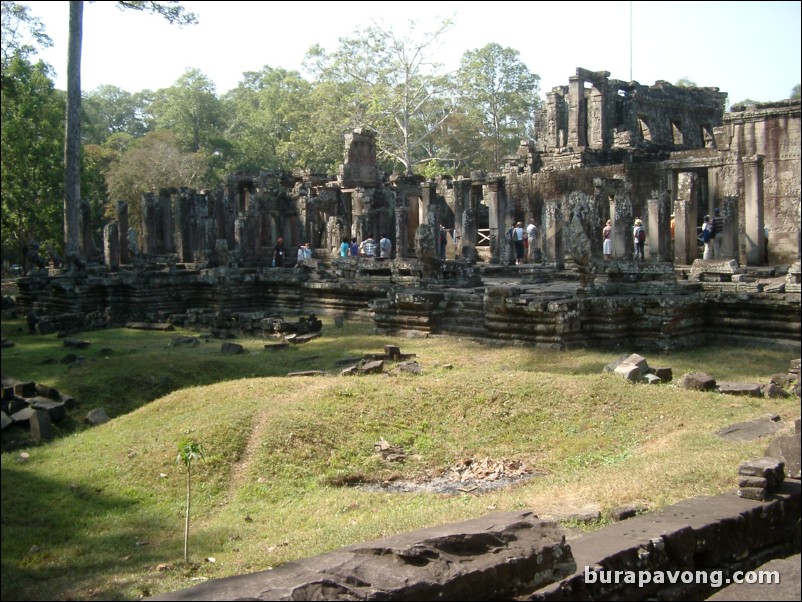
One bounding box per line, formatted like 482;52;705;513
715;414;784;441
150;511;575;601
707;554;800;601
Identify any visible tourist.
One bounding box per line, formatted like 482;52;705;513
701;215;713;259
339;237;350;258
670;213;676;262
360;234;377;257
712;207;723;258
602;219;612;261
379;233;392;259
525;220;537;263
513;221;525;265
273;237;285;267
633;219;645;261
350;237;359;257
297;242;312;263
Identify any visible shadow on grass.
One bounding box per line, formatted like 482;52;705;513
0;463;176;601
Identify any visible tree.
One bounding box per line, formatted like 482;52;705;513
105;130;208;227
0;1;52;79
82;84;151;144
176;439;205;563
791;84;801;100
674;77;697;88
63;1;197;258
151;68;223;153
223;66;316;172
457;43;540;172
305;19;457;174
1;55;65;266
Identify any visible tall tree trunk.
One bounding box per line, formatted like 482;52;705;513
64;1;83;257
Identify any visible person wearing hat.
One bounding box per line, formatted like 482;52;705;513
633;218;645;261
712;207;723;258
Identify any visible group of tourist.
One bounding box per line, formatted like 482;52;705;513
337;234;392;259
600;207;724;262
508;220;539;265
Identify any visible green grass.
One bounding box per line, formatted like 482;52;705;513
1;316;799;600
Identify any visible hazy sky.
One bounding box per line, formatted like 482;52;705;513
22;1;802;107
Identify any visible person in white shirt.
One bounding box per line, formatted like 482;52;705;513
525;220;537;263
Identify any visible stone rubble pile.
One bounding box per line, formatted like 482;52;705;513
737;457;785;501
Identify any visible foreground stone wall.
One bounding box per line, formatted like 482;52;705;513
149;482;800;601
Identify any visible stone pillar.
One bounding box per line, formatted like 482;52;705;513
80;199;95;258
103;222;119;270
454;179;479;261
544;200;564;269
421;181;437;227
720;195;739;261
743;155;765;265
647;192;671;262
567;76;586;148
159;189;175;254
674;172;698;265
116;201;129;264
175;191;194;263
234;216;247;265
487;178;511;265
395;193;409;260
610;198;632;261
141;192;159;255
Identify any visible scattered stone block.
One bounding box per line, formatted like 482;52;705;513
765;432;801;479
264;343;289;352
737;487;766;501
397;361;422;375
717;382;763;397
737;457;785;491
762;383;790;398
10;407;35;424
608;505;641;522
1;411;12;430
614;363;641;381
13;382;36;397
221;342;244;354
643;374;662;385
35;384;60;400
678;372;716;391
29;408;54;442
738;476;767;488
287;371;328;377
384;345;401;358
715;415;783;441
340;366;359;376
63;338;91;349
85;408;110;425
653;367;673;382
360;360;384;374
29;397;66;422
289;333;321;344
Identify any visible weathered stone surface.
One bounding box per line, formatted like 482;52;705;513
762;382;790;398
738;476;767;488
717;381;763;396
149;511;576;601
360;360;384;374
678;372;716;391
715;414;784;441
221;342;244;354
528;481;801;601
765;432;802;479
737;487;766;501
642;374;661;385
29;408;54;442
10;407;34;423
126;322;174;331
13;381;36;397
85;408;110;425
707;554;801;601
63;338;90;349
608;505;641;522
29;397;66;422
738;457;785;490
287;371;327;377
614;363;641;381
1;411;12;430
653;367;673;382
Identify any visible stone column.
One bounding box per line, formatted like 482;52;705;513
487;177;511;265
116;201;129;264
421;182;437;227
454;178;479;261
743;155;765;265
175;191;194;263
141;192;159;255
610;198;631;261
544;200;564;269
567;75;586;148
674;172;698;265
720;195;739;261
159;189;175;254
647;192;671;262
395;193;409;259
103;222;119;270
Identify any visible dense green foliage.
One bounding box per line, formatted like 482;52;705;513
1;6;544;265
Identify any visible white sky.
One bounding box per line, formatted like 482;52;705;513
22;1;802;107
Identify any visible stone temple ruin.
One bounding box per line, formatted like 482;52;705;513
12;68;802;352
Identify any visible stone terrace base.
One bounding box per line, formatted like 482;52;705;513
150;482;800;601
